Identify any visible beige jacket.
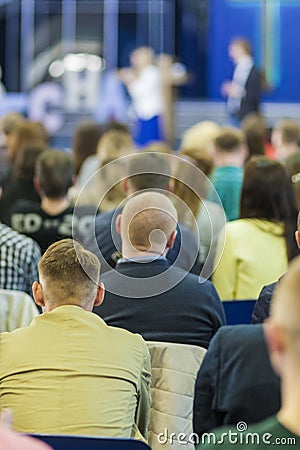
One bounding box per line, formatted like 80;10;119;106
147;341;206;450
0;305;151;439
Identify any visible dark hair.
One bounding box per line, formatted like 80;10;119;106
241;113;265;158
127;152;171;192
14;144;46;180
240;156;298;261
72;121;103;175
214;128;245;153
35;150;73;198
286;153;300;211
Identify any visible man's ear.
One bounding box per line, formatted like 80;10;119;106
167;179;173;193
167;229;177;250
116;214;122;235
33;176;41;195
122;178;128;193
295;230;300;250
32;281;45;308
93;283;105;307
263;319;285;377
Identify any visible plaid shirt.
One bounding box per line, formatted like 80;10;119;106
0;223;41;295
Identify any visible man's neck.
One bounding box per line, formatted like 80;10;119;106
121;246;167;261
41;197;70;215
214;151;245;168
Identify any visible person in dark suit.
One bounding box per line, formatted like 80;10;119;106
193;324;280;437
222;38;261;124
93;191;225;348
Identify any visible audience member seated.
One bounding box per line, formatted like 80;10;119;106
252;211;300;324
0;239;151;439
0;201;40;294
181;120;221;158
199;256;300;449
173;150;226;277
271;118;300;161
2;119;48;182
0;112;25;187
193;324;280;438
84;151;199;273
240;113;270;159
0;145;45;225
10;150;97;253
93;191;225;347
71;128;133;211
71;120;103;180
208;127;247;221
213;157;298;300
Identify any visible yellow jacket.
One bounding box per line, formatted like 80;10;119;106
0;305;151;439
213;219;288;300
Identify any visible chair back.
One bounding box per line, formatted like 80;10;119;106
0;289;39;332
223;299;256;325
29;435;151;450
146;341;206;450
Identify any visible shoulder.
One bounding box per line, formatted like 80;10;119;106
95;209;118;228
213;324;264;349
224;219;252;235
0;223;40;251
10;200;41;214
105;319;148;352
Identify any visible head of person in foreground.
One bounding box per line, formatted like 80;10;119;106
32;239;104;313
264;255;300;431
116;191;178;260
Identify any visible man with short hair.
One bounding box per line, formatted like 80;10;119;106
199;256;300;449
0;239;151;439
209;127;247;221
93;192;225;347
271;118;300;160
10;150;96;253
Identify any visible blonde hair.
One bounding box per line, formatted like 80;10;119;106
181;121;221;156
39;239;100;305
172;154;211;229
96;129;133;211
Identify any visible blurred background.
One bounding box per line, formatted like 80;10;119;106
0;0;300;147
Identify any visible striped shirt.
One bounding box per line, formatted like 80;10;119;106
0;223;41;294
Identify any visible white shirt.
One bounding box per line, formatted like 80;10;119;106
227;55;254;114
128;65;164;120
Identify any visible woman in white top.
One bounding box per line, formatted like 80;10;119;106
119;47;165;147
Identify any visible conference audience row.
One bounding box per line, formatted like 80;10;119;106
0;113;300;448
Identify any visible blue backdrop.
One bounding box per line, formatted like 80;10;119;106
208;0;300;102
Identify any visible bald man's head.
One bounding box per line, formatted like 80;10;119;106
118;192;178;257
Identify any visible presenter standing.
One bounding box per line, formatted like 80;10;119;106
118;47;165;147
221;38;261;125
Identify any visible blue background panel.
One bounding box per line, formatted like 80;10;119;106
208;0;300;102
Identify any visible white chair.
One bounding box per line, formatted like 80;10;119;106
0;289;39;332
146;341;206;450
